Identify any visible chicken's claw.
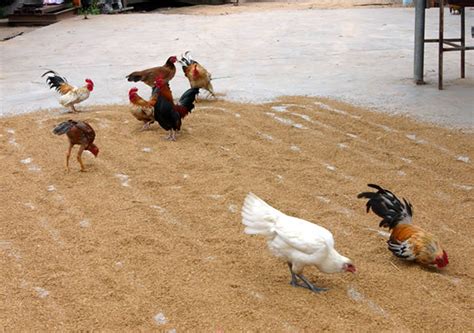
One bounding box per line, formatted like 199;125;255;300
287;263;327;293
141;122;152;131
296;274;328;293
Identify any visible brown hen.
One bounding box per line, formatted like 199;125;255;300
53;120;99;171
126;56;177;88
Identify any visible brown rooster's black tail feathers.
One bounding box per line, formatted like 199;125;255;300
42;70;67;92
357;184;413;229
53;120;76;135
42;70;57;78
177;88;199;117
179;51;198;70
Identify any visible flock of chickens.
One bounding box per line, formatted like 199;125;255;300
42;52;213;171
41;54;449;294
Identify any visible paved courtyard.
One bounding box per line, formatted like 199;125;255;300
1;7;473;128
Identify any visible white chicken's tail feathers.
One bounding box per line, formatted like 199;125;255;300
241;192;284;237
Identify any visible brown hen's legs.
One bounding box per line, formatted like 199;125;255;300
206;85;215;98
141;120;153;131
66;144;73;171
77;145;86;171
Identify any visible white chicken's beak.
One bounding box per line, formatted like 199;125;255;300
344;263;357;274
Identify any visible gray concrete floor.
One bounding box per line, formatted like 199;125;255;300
1;8;473;129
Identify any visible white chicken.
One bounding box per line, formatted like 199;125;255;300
241;193;356;292
42;70;94;113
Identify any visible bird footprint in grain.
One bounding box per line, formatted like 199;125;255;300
456;155;470;163
153;312;167;325
115;173;130;187
28;165;41;172
6;129;19;147
290;145;301;152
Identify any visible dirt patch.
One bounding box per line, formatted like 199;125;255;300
1;97;473;331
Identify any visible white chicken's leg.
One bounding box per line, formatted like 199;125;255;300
288;263;302;288
288;263;327;293
296;273;328;293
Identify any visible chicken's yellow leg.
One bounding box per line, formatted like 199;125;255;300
77;146;86;172
66;144;73;171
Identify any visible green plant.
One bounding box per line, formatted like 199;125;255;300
0;0;13;17
78;0;100;16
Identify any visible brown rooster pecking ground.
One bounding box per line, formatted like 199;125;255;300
358;184;448;269
53;119;99;172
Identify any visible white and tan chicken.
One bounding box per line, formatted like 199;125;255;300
42;70;94;113
241;193;356;292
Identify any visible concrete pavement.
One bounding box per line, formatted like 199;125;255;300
1;8;473;129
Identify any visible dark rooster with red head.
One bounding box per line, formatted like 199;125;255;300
153;77;199;141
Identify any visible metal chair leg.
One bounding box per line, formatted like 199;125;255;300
438;0;444;90
461;7;465;78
